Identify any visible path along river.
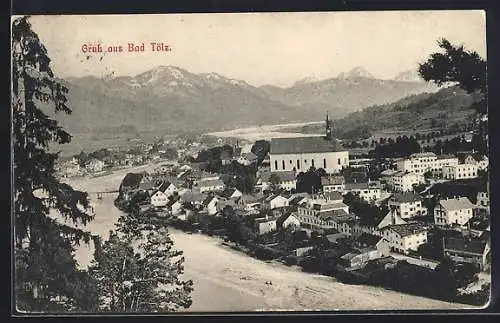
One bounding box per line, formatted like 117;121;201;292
60;164;470;312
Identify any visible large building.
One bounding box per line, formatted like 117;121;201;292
434;197;475;227
442;163;478;180
388;192;427;219
395;152;458;176
269;114;349;174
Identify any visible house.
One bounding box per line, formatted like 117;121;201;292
220;150;233;166
321;175;345;192
344;180;382;202
379;222;428;254
395;152;458;176
150;182;175;208
297;197;353;234
236;151;259;166
202;195;219;216
156;181;177;197
269;115;349;174
457;152;489;171
255;170;297;192
238;194;263;212
386;171;425;192
286;194;309;211
434;197;475;227
442;163;478;180
255;216;278;235
260;194;289;210
443;236;491;270
219;188;243;201
476;191;489;208
276;213;301;230
340;234;390;269
198;178;225;193
353;233;391;256
376;209;407;231
388;192;427;219
86;158;105;172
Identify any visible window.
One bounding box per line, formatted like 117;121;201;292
311;159;315;167
297;160;300;170
289;160;293;164
338;158;341;165
282;160;285;170
275;160;278;170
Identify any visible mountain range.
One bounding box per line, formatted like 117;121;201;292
51;65;438;138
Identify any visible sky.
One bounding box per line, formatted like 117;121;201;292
18;11;487;88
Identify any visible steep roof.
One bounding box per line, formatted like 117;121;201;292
439;197;475;211
444;237;487;254
312;202;348;211
270;136;341;154
391;192;422;204
377;210;407;229
202;195;217;207
242;151;258;161
220;188;241;199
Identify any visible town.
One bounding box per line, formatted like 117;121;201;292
55;114;491;306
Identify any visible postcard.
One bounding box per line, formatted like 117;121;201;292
11;11;490;314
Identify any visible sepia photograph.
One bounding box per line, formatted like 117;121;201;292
11;11;490;313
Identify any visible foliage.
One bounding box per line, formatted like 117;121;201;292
220;161;257;193
296;167;326;193
369;136;421;159
251;140;270;164
89;227;193;312
12;16;97;311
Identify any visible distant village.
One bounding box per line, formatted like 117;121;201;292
55;115;491;304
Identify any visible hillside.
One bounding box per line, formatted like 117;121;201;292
291;86;478;140
259;67;438;119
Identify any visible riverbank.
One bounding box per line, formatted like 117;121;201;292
64;165;472;311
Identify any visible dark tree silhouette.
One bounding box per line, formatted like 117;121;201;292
12;16;97;311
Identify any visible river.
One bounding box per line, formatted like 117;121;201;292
63;166;469;312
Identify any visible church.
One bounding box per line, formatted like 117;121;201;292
269;114;349;174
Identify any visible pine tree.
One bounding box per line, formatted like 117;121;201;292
12;16;97;311
418;38;487;153
89;227;193;312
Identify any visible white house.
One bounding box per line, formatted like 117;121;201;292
386;171;425;192
202;196;219;216
256;170;297;192
276;213;301;230
150;190;169;207
395;152;458;176
379;223;428;254
255;216;278;235
458;152;489;171
297;197;353;233
388;192;427;219
321;175;345;192
260;194;289;210
344;180;382;203
434;197;476;227
442;164;478;180
236;152;259;166
198;178;225;193
220;188;243;200
477;191;489;208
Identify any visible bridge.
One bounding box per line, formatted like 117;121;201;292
88;190;120;199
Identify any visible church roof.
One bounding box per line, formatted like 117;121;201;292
270;136;341;154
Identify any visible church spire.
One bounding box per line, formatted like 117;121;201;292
326;111;332;140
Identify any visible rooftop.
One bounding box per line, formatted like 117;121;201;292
438;197;475;211
390;192;422;204
270;136;342;154
385;222;427;237
410;152;437;158
321;175;345;186
444;237;488;255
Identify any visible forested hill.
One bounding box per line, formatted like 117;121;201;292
294;86;479;140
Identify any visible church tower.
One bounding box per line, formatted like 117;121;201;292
325;111;333;140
